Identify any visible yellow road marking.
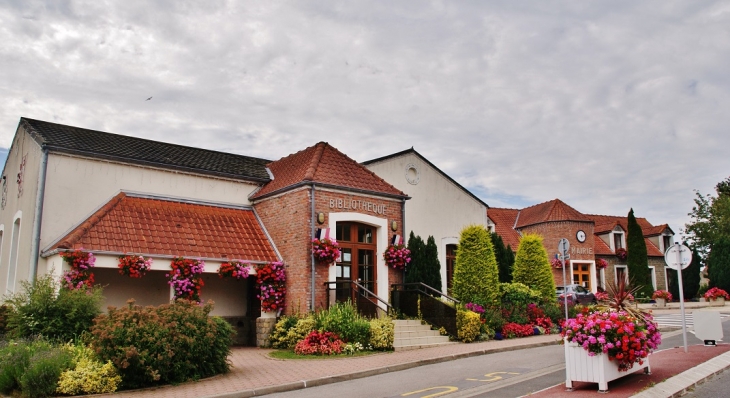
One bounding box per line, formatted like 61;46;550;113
466;371;520;382
401;386;459;397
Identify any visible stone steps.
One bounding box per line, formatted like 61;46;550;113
392;319;455;351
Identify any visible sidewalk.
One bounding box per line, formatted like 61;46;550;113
103;303;730;398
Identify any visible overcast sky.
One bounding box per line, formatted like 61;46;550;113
1;1;729;239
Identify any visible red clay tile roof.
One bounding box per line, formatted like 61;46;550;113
45;192;279;262
251;142;406;199
645;238;663;257
487;208;522;249
594;237;613;256
515;199;592;228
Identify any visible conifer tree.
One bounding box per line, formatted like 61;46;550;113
627;208;653;299
511;234;555;300
708;236;730;293
422;236;443;292
452;225;500;305
405;231;426;284
491;232;515;283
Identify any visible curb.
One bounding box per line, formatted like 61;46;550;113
203;339;561;398
631;350;730;398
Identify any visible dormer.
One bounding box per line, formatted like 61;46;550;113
610;225;626;251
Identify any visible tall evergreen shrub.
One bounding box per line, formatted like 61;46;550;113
423;236;443;292
491;232;515;283
452;225;500;305
511;234;556;300
668;246;702;300
626;208;653;298
708;236;730;293
405;232;426;284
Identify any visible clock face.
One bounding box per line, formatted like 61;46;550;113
576;230;586;243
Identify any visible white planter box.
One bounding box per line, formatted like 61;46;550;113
565;340;650;392
709;297;726;307
655;298;666;307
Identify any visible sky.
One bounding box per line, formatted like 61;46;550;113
1;1;729;241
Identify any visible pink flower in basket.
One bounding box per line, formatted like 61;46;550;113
704;287;730;300
383;244;411;270
312;238;341;264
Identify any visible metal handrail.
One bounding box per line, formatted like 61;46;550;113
324;280;394;313
390;282;460;305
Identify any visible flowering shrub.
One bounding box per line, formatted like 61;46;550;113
551;258;564;269
652;290;672;301
562;310;661;372
596;258;609;270
167;258;205;302
60;249;95;290
257;262;286;312
704;287;730;300
457;309;482;343
595;291;610;301
311;238;341;264
533;317;554;332
615;248;627;261
294;330;344;355
383;244;411;270
369;316;394;350
501;322;535;338
465;302;485;314
56;343;121;395
218;260;251;280
118;255;152;278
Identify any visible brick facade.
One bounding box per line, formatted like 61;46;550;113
253;186;404;315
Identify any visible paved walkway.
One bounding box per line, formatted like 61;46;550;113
102;303;730;398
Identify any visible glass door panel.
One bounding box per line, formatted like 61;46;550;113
336;248;352;303
358;249;375;295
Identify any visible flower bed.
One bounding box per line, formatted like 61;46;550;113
562;310;661;372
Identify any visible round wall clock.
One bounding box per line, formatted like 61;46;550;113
405;163;420;185
576;230;586;243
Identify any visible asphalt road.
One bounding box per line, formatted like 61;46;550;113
264;322;730;398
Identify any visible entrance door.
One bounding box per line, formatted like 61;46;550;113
573;263;592;291
335;222;377;303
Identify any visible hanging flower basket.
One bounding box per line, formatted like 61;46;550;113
118;255;153;278
60;249;96;290
257;262;286;312
551;258;564;269
383;244;411;270
311;238;341;264
167;257;205;302
218;260;251;280
596;258;608;270
615;248;627;261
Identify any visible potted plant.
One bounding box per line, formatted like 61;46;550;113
596;258;608;270
615;248;627;261
218;260;251;280
311;238;341;265
704;287;729;307
256;261;286;316
652;290;672;307
167;257;205;302
118;255;153;278
60;249;96;290
383;244;411;270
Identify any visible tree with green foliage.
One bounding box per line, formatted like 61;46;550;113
452;225;500;305
423;236;443;292
511;234;555;300
626;208;653;299
405;231;426;284
491;232;515;283
668;246;702;300
707;236;730;293
685;176;730;260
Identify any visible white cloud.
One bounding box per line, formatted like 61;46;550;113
1;0;729;236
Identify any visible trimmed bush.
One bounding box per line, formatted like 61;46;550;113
56;343;121;395
20;347;72;398
369;316;394;350
456;309;481;343
90;299;233;389
314;301;371;345
270;315;315;350
4;273;103;341
452;225;500;305
627;209;653;299
491;232;515;283
512;234;555;300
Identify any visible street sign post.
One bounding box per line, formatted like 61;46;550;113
665;242;692;353
558;238;570;323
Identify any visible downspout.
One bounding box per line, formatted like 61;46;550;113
29;147;49;282
401;197;406;282
310;183;316;312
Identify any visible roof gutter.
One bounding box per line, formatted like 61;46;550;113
254;181;410;202
29;147;49;282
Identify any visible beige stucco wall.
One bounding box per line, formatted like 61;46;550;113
365;152;488;293
0;126;44;294
39;153;261;256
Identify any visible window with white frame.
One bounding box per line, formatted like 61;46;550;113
614;265;628;285
648;266;657;291
7;217;20;294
